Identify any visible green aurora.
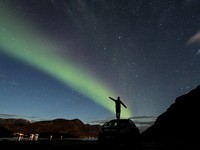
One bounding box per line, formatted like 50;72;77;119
0;3;132;118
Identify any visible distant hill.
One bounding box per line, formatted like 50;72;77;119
0;118;101;138
141;85;200;142
0;118;31;125
0;118;31;135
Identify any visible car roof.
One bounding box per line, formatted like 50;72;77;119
108;118;133;122
103;118;136;125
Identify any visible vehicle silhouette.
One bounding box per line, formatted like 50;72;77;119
98;119;141;147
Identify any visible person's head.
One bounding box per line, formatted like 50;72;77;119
117;97;120;100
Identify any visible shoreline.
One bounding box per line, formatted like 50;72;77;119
1;140;199;150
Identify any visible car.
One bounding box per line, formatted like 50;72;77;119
98;118;141;146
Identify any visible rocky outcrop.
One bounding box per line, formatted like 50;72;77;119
141;85;200;141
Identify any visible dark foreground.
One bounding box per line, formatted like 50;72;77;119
0;140;200;150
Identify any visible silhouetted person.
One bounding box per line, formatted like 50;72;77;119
109;96;127;120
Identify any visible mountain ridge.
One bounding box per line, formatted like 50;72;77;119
0;118;101;138
141;85;200;141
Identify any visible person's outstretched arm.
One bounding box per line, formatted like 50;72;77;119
109;97;116;101
121;102;127;108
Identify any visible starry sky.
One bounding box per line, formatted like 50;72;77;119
1;0;200;132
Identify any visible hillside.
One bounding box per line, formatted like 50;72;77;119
141;85;200;141
0;118;101;138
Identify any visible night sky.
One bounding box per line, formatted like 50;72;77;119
1;0;200;132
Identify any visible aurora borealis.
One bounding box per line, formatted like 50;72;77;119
0;1;131;119
1;0;200;132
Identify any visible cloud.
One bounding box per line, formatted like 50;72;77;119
89;115;157;129
129;115;156;120
131;116;156;126
0;113;19;118
0;113;41;122
130;115;157;133
134;120;155;126
186;31;200;46
88;118;113;125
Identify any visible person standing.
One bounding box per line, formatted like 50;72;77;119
109;96;127;120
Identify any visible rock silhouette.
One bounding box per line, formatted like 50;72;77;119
141;85;200;142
